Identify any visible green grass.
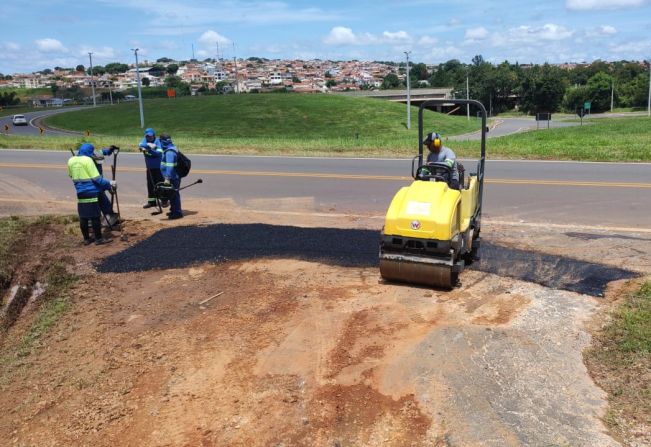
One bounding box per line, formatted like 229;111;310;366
586;281;651;442
453;116;651;161
16;261;76;357
1;95;649;160
43;94;479;153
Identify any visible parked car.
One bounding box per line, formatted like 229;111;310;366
12;114;27;126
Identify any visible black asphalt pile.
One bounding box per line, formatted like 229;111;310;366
96;224;637;297
476;242;638;296
96;224;380;273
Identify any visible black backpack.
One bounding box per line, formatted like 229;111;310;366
165;148;191;178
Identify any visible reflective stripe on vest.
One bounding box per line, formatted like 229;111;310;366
78;197;99;203
161;162;177;167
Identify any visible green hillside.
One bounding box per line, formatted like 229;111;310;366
45;94;479;151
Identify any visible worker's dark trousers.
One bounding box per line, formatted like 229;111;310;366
169;178;182;217
146;168;164;204
79;218;102;241
98;191;113;216
77;198;102;241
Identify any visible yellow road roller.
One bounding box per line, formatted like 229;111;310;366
379;99;487;288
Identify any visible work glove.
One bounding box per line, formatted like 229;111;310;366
110;145;120;154
163;178;171;186
110;180;117;189
138;146;146;153
147;143;157;150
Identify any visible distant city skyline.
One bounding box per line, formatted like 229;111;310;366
1;0;650;74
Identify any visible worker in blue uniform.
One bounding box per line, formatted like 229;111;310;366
68;144;116;245
159;133;183;219
87;144;120;227
138;127;167;208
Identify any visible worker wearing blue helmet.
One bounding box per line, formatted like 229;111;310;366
68;143;115;245
138;127;166;208
159;133;183;219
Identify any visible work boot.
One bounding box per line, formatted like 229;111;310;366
143;202;156;209
83;238;95;245
168;213;183;220
95;237;113;245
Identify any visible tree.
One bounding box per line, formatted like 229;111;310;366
326;79;337;88
166;64;179;75
150;64;165;77
519;64;567;113
410;63;429;81
381;73;400;89
41;68;53;75
157;57;173;63
76;64;85;72
0;91;20;107
292;76;301;83
105;62;129;74
50;83;59;96
562;85;590;112
87;65;106;75
141;77;151;87
586;72;613;112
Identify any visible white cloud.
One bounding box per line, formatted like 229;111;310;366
492;23;574;46
323;27;413;46
599;25;617;34
566;0;646;9
35;38;67;53
417;36;438;47
97;0;340;28
465;27;489;41
198;30;230;46
79;46;117;59
382;31;412;43
323;27;362;45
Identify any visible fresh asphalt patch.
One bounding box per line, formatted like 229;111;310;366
97;224;638;296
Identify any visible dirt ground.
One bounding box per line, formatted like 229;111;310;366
1;199;650;447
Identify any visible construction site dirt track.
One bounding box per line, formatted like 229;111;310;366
1;205;650;447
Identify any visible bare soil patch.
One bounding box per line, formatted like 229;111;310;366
1;211;649;446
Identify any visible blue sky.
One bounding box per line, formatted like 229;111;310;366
1;0;650;74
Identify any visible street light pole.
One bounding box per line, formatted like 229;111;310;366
466;73;471;121
131;48;145;128
233;42;240;94
647;59;650;117
88;52;96;107
404;51;411;130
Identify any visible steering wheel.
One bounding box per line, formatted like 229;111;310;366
415;162;452;183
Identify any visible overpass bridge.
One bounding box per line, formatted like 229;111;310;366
335;88;456;111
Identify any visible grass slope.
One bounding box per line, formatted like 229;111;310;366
45;94;478;150
454;116;651;161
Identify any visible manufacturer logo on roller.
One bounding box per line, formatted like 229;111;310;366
410;220;421;230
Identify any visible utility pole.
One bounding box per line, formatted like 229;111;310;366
233;42;240;94
647;59;651;117
404;51;411;130
88;52;96;107
192;44;195;60
466;73;470;121
131;48;145;128
610;79;614;112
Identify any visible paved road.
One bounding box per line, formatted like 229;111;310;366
450;117;582;141
0;107;87;136
0;149;649;229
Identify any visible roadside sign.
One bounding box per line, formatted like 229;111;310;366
583;101;591;110
167;88;176;98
